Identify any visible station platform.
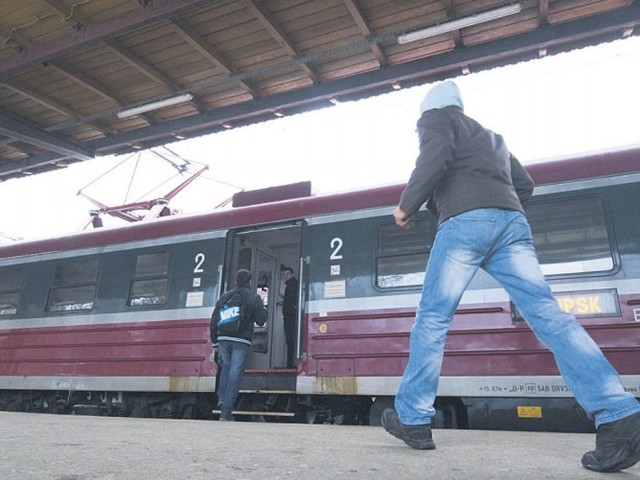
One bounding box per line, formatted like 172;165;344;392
1;411;634;479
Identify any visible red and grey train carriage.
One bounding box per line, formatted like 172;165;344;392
0;146;639;430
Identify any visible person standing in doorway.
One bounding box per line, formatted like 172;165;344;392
381;80;640;473
211;269;267;421
281;267;299;368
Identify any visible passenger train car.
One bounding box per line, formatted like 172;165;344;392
1;146;639;431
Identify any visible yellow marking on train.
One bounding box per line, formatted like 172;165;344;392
517;406;542;419
553;290;619;317
557;295;602;314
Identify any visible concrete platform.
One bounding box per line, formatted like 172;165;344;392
1;412;637;480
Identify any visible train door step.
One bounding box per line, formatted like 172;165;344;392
211;409;295;417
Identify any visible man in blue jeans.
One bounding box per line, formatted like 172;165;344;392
211;269;267;421
382;81;640;472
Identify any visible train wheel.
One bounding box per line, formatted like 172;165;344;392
368;396;394;426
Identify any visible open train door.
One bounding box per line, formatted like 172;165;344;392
248;242;280;369
225;235;278;369
226;224;304;373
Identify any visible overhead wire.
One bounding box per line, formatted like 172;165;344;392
77;146;244;209
123;152;142;204
62;1;92;22
153;145;244;191
76;151;139;195
2;13;54;45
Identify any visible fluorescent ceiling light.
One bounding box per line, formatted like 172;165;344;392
397;3;523;44
117;93;193;119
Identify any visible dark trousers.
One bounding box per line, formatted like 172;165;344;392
283;313;296;368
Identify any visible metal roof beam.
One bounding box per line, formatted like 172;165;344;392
0;151;70;177
48;63;125;104
0;0;213;81
104;39;207;113
105;40;182;91
171;19;260;99
343;0;388;65
2;81;111;135
0;111;94;161
244;0;320;82
49;62;155;125
3;81;86;119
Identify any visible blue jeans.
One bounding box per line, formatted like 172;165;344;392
217;340;250;415
395;208;640;428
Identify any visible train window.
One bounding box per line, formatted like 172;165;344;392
47;259;99;312
133;251;169;276
48;286;97;312
0;268;23;291
0;292;20;316
0;268;23;316
238;247;252;271
128;279;168;306
528;197;613;275
128;252;169;307
376;220;435;288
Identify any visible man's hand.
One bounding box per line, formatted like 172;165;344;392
393;207;412;229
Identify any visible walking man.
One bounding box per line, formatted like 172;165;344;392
381;80;640;472
211;269;267;421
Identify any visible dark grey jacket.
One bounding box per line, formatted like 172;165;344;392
399;106;534;224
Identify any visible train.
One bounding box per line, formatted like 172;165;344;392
1;145;639;432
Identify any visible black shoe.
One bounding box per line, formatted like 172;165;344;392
219;412;235;422
381;408;435;450
582;411;640;472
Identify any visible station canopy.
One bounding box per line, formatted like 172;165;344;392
0;0;638;181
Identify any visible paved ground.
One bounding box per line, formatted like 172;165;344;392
1;412;639;480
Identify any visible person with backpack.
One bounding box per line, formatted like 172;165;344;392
211;269;267;421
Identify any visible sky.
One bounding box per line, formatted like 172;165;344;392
1;35;639;242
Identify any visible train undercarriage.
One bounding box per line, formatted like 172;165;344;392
0;389;598;433
0;389;372;425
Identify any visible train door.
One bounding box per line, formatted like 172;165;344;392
236;238;278;369
226;223;304;371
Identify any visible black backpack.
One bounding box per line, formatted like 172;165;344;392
217;288;249;336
